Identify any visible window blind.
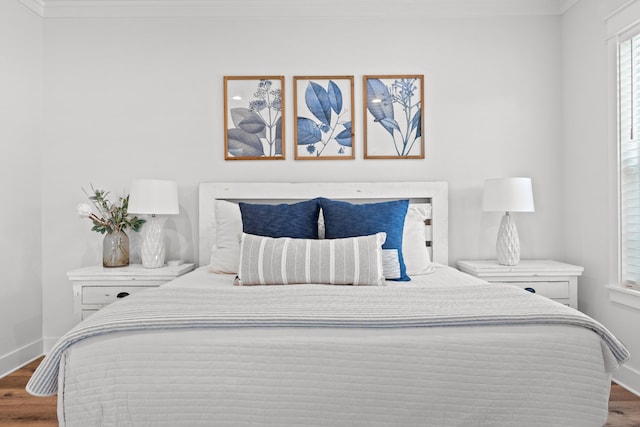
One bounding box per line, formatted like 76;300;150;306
619;32;640;288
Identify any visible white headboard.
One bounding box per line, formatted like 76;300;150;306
198;181;449;267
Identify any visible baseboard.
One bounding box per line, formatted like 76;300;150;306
613;363;640;396
0;340;43;379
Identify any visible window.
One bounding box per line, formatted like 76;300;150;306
607;0;640;309
619;32;640;290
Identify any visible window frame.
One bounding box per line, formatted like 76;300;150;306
607;11;640;310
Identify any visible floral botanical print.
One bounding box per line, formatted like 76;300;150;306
364;75;424;159
225;77;284;159
294;76;354;159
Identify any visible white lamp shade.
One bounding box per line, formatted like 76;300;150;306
482;177;534;213
128;179;179;215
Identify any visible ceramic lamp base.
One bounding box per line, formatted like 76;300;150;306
140;215;166;269
496;212;520;266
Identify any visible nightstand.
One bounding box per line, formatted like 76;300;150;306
456;260;583;309
68;263;195;323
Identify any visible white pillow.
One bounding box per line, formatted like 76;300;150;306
209;200;243;274
209;200;433;276
237;232;386;286
402;204;435;276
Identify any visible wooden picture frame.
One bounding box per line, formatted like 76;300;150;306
224;76;285;160
293;76;355;160
363;75;424;159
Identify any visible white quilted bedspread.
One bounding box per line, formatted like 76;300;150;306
28;265;630;426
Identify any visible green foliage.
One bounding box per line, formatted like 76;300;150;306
81;185;146;234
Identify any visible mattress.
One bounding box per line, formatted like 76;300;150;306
39;266;622;426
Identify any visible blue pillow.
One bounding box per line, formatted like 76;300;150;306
239;199;321;239
319;198;410;281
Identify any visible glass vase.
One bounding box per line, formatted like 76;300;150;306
103;230;129;268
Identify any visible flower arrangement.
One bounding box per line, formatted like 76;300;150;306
76;186;145;234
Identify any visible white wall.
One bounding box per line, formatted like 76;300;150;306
41;14;564;343
562;0;640;392
0;1;43;375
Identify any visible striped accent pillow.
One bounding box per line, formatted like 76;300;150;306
237;232;386;286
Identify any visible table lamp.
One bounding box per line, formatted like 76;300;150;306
128;179;179;268
482;177;535;266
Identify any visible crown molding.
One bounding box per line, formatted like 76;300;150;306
22;0;578;19
558;0;580;14
18;0;45;17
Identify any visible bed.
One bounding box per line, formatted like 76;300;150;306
28;181;629;426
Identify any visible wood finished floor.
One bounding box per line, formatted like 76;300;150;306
1;358;640;426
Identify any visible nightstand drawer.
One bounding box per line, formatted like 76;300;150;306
69;263;196;325
82;285;155;305
500;281;570;299
456;260;582;310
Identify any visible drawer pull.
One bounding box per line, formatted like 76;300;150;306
524;287;536;294
116;292;130;299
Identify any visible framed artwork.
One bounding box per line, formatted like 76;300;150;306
363;75;424;159
224;76;285;160
294;76;354;160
